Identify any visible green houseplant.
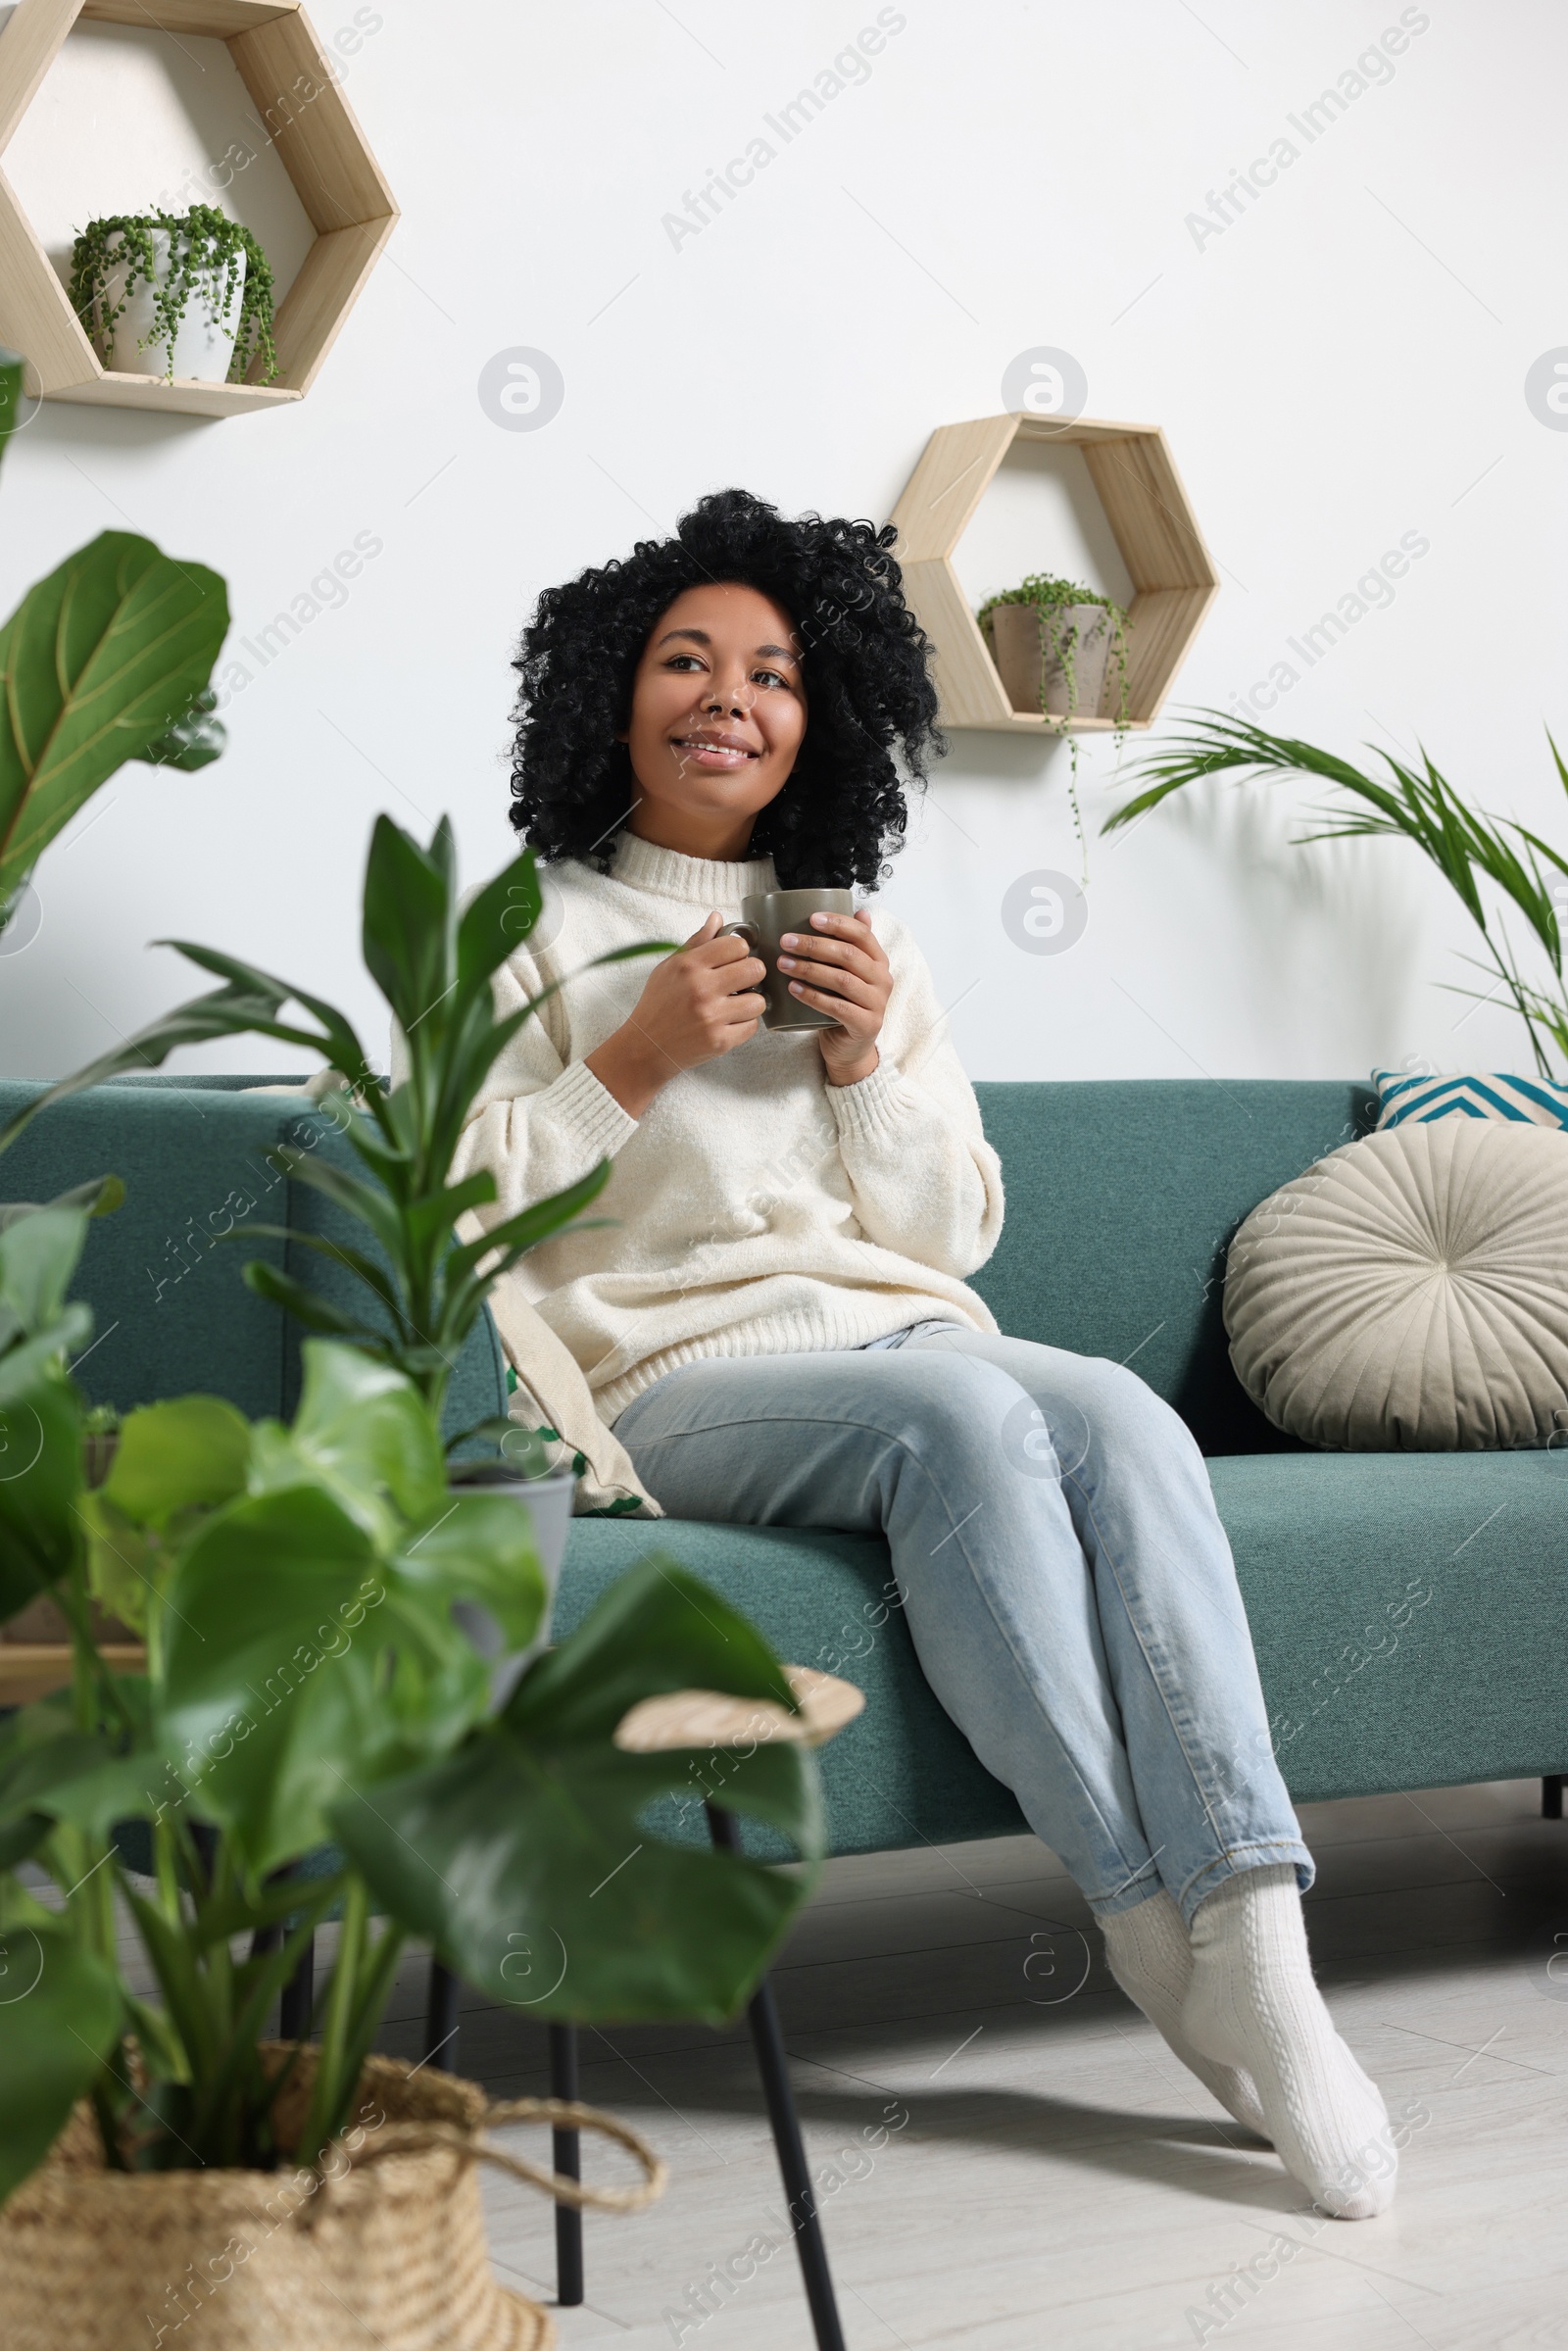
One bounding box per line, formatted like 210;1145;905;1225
979;571;1131;873
0;829;823;2335
979;570;1130;732
0;347;227;941
0;809;664;1455
68;205;279;385
1106;710;1568;1077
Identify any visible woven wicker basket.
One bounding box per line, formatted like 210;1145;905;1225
0;2046;663;2351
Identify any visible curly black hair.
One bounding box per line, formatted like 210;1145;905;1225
507;487;944;889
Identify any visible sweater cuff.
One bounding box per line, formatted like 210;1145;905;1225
549;1056;641;1158
824;1059;911;1143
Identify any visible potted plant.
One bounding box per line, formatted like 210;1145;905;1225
979;571;1132;877
1106;710;1568;1078
0;1171;823;2348
979;570;1131;727
0;349;227;948
1;808;671;1645
68;205;278;385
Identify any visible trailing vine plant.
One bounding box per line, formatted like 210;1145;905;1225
978;572;1130;880
69;205;278;384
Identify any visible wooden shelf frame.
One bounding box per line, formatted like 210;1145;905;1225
888;413;1220;735
0;0;397;416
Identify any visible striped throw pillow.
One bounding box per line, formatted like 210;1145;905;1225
1372;1069;1568;1129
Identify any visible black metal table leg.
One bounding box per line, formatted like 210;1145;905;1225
707;1804;847;2351
1545;1775;1564;1820
425;1956;461;2071
550;2025;584;2306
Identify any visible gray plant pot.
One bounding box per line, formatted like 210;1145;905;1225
987;601;1115;718
447;1462;576;1706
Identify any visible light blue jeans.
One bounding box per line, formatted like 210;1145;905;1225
612;1326;1312;1924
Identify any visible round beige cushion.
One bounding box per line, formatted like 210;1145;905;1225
1223;1120;1568;1450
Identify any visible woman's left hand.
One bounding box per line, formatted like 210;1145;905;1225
777;910;891;1087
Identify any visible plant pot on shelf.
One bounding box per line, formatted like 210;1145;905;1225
446;1460;576;1704
98;227;247;382
0;2044;662;2351
987;601;1115;719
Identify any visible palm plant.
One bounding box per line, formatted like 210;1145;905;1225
1105;711;1568;1076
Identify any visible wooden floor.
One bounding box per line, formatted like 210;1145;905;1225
359;1777;1568;2349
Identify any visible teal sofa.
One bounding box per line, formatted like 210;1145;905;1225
4;1074;1564;1857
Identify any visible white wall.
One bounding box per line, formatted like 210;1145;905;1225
2;0;1563;1089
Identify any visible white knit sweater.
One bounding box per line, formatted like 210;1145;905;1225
452;832;1004;1423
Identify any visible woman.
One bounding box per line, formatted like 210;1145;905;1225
458;488;1396;2219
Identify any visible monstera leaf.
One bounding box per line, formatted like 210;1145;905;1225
0;528;228;911
332;1555;825;2024
0;1927;120;2205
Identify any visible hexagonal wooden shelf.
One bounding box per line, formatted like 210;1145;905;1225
889;414;1219;733
0;0;397;416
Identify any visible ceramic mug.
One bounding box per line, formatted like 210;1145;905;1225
718;887;857;1031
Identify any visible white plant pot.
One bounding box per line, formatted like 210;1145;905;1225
448;1463;576;1707
100;227;246;382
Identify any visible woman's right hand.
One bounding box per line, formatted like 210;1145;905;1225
586;912;766;1117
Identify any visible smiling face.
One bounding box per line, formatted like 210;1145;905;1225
617;580;808;860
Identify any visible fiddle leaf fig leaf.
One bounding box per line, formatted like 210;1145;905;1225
0;532;228;910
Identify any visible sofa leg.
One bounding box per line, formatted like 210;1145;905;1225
1544;1776;1564;1820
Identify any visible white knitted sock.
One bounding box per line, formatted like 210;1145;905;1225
1102;1890;1268;2139
1183;1864;1396;2219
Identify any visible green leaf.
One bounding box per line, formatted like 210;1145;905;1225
443;1161;611;1283
393;1491;545;1653
0;1727;165;1842
0;1371;84;1622
253;1341;445;1535
240;1261;372;1343
1107;710;1568;1078
136;688;224;772
362;815;453;1043
0;1204;90;1336
0;1929;121;2207
507;1552;797;1741
333;1729;818;2023
103;1396;251;1529
81;1492;159;1636
159;1483;473;1875
0;346;25;478
331;1557;820;2024
0;532;228;908
0;1307;91;1404
455;844;542;1000
0;1174;122;1232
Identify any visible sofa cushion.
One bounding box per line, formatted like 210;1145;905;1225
561;1446;1568;1856
972;1079;1375;1454
1372;1066;1568;1128
1225;1123;1568;1450
1212;1448;1568;1799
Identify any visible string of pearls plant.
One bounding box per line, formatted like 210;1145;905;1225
68;204;278;384
978;571;1130;879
